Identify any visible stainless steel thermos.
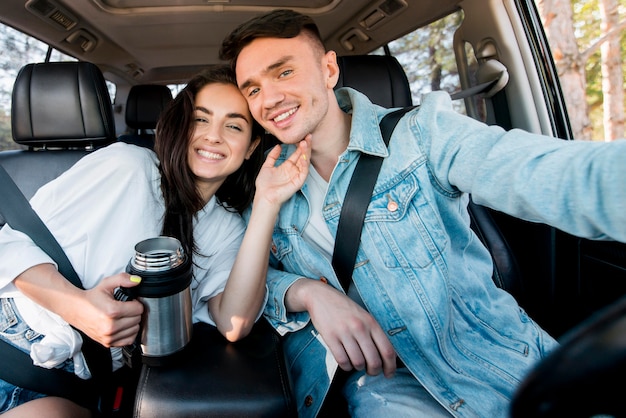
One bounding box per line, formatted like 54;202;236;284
124;236;193;365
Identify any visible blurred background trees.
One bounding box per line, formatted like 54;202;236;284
537;0;626;140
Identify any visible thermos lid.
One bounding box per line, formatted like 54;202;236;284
126;236;192;298
131;236;185;272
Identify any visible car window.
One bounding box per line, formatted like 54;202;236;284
0;23;116;151
370;10;475;116
373;3;625;142
168;84;185;97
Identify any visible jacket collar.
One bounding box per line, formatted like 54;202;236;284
336;87;390;158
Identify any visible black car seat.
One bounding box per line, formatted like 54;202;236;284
117;84;173;149
0;61;116;227
0;60;134;411
336;55;413;108
334;54;525;303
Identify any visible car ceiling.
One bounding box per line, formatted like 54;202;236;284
0;0;461;85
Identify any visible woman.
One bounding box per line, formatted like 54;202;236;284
0;65;310;417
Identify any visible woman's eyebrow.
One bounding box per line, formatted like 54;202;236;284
195;106;211;115
195;106;249;123
227;112;250;122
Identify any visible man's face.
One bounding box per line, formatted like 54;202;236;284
235;33;334;145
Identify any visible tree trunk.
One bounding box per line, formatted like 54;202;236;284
600;0;624;141
535;0;593;139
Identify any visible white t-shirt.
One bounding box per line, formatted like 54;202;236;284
0;143;255;372
302;166;334;260
303;166;365;309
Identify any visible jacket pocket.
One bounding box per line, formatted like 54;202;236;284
0;298;42;350
447;290;532;386
363;173;448;269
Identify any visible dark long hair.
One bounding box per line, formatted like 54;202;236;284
154;65;269;256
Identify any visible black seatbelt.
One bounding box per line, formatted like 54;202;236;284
450;78;500;100
332;106;416;291
0;166;82;286
0;164;112;407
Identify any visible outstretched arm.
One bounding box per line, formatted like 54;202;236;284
209;137;311;341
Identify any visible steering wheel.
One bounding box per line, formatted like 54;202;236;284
510;295;626;418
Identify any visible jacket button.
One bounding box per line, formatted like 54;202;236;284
304;395;313;407
387;200;399;212
319;276;328;284
271;243;277;254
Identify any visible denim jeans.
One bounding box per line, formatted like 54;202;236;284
344;367;454;417
0;298;73;413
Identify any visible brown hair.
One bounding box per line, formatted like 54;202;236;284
219;9;324;67
154;65;268;256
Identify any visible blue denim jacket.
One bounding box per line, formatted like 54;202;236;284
259;88;626;417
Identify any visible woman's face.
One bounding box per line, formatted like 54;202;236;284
187;82;258;202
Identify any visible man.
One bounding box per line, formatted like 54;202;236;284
220;9;626;417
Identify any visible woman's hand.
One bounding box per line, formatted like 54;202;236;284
77;273;144;347
15;264;144;347
255;135;311;208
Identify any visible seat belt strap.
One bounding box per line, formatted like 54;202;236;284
0;165;81;286
1;329;99;408
450;77;500;100
0;164;112;396
332;106;416;292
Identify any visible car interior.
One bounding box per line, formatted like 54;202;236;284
117;84;173;149
1;0;626;417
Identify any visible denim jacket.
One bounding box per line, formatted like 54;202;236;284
259;88;626;417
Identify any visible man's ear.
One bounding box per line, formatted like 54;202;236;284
245;136;261;160
324;50;340;90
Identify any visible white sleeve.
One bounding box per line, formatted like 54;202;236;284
189;201;268;325
0;143;162;294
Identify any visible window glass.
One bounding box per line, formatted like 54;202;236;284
168;84;185;97
370;10;468;114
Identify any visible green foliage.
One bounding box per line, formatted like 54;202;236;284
386;11;463;97
571;0;626;139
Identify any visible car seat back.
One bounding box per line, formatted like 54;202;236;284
336;55;412;107
0;61;116;227
118;84;173;149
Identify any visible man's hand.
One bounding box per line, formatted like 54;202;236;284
287;278;397;378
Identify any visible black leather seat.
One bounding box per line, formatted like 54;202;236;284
117;84;173;149
134;320;296;418
336;55;413;107
335;54;524;303
0;61;116;227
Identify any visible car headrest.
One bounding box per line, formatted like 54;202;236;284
125;84;173;130
335;55;413;108
11;62;116;148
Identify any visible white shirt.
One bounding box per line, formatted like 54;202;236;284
0;142;253;374
302;165;334;260
302;166;365;308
